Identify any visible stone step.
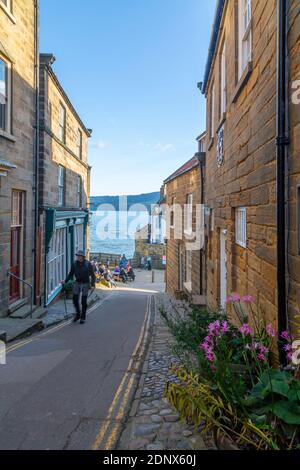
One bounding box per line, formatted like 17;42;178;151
9;304;47;320
8;298;28;315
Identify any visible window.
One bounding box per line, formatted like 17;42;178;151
74;224;84;255
238;0;252;79
76;129;83;159
47;228;67;300
59;104;66;143
185;194;193;234
184;250;192;292
210;83;215;138
77;175;82;207
236;207;247;248
58;165;65;206
0;57;11;133
220;42;226;116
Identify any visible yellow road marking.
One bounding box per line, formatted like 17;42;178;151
91;296;151;450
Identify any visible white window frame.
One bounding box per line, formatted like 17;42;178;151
185;194;193;235
236;207;247;248
58;165;65;207
74;223;84;255
59;103;66;143
220;41;226;115
0;0;12;10
184;250;192;292
170;197;176;229
0;55;12;134
238;0;252;79
47;228;67;300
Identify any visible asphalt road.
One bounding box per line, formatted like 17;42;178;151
0;289;150;450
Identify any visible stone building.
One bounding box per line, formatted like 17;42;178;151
0;0;38;317
201;0;300;335
164;132;206;302
38;54;92;306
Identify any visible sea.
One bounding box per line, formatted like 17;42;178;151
89;210;150;259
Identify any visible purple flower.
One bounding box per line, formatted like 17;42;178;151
287;351;293;362
257;353;268;362
205;350;215;362
226;296;233;304
232;294;241;303
242;295;254;303
266;324;276;338
239;324;254;336
281;331;291;342
221;321;230;334
283;344;293;352
259;345;269;355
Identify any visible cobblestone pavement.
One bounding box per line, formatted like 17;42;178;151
118;293;217;451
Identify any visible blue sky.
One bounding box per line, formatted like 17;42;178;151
40;0;216;196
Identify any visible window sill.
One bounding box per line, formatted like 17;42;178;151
0;4;16;24
232;61;253;103
0;130;16;142
207;137;214;151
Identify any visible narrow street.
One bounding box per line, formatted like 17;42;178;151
0;277;162;450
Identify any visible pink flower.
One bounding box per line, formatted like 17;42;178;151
257;353;268;362
221;321;230;334
259;345;269;355
242;295;254;303
287;351;293;362
281;331;291;342
239;324;254;336
283;344;292;352
226;296;233;304
205;350;215;362
266;324;276;338
232;294;241;303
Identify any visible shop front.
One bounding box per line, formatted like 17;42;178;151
44;209;89;305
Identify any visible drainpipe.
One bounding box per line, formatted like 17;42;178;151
195;152;206;295
33;0;40;303
276;0;289;364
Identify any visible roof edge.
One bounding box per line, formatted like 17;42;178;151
201;0;226;95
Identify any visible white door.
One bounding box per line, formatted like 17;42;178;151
220;230;227;309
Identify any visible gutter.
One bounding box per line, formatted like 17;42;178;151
195;152;206;296
200;0;226;95
276;0;289;364
33;0;40;304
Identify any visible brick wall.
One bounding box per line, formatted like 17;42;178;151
165;165;203;299
204;0;299;330
0;0;36;316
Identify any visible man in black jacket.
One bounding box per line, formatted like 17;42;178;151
62;250;96;324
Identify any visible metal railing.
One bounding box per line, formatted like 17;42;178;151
7;271;33;319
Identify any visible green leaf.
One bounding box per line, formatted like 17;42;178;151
266;379;289;398
273;401;300;425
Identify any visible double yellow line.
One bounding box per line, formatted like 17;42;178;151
91;295;152;450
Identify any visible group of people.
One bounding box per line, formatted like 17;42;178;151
90;254;136;288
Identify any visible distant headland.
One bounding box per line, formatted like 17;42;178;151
90;192;160;212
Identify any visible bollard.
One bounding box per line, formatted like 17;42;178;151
152;270;155;283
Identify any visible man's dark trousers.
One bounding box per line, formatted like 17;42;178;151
73;282;89;320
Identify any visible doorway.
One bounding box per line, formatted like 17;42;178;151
220;230;227;309
9;191;25;302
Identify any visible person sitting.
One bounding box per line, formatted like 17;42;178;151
104;269;117;288
127;266;136;282
119;254;128;271
120;268;128;283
